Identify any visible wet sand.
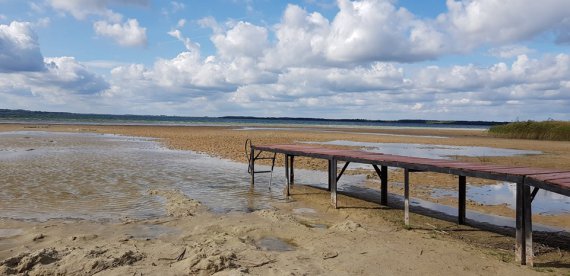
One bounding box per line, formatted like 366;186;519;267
0;123;569;275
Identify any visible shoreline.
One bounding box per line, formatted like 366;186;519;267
0;123;569;274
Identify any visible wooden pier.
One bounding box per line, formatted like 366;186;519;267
248;143;570;266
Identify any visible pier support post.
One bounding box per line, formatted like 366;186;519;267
523;184;534;266
327;160;332;191
381;166;388;205
515;182;526;264
458;175;466;224
404;168;410;226
285;154;290;196
330;158;337;208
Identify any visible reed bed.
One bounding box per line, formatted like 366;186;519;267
489;121;570;141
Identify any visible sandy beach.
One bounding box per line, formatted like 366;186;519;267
0;124;569;275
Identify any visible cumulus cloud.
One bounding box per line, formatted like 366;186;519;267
0;21;45;72
0;56;109;106
4;0;570;119
443;0;570;49
325;0;445;62
48;0;149;48
210;21;269;59
259;0;570;65
94;18;147;47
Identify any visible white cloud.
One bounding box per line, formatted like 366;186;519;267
167;29;200;53
48;0;148;20
177;19;186;28
443;0;570;49
171;1;185;13
261;4;329;69
489;45;534;58
4;0;570;120
0;56;109;106
211;21;269;59
0;21;45;72
94;18;147;47
325;0;444;62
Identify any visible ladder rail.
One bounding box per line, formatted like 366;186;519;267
245;139;277;189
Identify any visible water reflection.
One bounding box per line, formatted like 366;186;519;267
304;140;541;159
432;183;570;215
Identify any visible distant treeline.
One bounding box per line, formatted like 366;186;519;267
222;116;507;126
489;121;570;141
0;109;205;122
0;109;508;126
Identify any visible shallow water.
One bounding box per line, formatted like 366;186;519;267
304;140;541;159
0;131;351;221
256;237;295;251
431;183;570;215
236;127;448;139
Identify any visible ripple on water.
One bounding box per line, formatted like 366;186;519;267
0;131;335;221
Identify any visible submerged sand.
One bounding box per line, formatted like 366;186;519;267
0;124;569;275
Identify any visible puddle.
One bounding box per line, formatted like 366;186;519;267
303;140;541;159
341;185;569;232
0;131;343;221
431;183;570;215
123;224;179;240
292;208;317;215
236;127;447;139
255;237;295;252
0;131;363;221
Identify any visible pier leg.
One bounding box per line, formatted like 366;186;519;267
381;165;388;206
285;154;290;196
250;147;255;186
404;168;410;227
330;159;337;208
458;175;466;224
523;185;534;266
327;160;332;191
290;156;294;186
515;182;526;264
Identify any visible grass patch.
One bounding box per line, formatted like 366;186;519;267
489;121;570;141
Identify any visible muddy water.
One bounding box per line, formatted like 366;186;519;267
0;131;340;221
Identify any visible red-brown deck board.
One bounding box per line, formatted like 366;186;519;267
526;172;570;181
252;144;570;195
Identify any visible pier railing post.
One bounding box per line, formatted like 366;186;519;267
458;175;466;224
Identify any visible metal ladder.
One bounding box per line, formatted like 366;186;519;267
245;139;277;188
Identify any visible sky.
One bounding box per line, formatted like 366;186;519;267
0;0;569;121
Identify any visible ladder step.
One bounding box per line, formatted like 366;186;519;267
253;171;272;174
